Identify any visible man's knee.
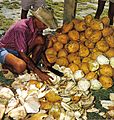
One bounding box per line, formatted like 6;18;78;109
14;60;26;73
35;35;45;45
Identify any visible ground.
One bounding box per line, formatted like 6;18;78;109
0;0;109;35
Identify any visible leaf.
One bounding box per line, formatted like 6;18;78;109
92;85;114;112
87;112;105;120
0;71;14;85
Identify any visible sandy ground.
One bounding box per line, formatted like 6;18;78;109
0;0;110;35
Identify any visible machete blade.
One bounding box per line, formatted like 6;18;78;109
47;66;64;77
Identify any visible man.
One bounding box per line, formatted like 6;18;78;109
95;0;114;25
21;0;46;19
0;7;58;84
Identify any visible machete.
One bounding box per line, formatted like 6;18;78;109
47;66;64;77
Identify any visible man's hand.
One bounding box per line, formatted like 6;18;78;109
18;51;53;84
38;71;53;85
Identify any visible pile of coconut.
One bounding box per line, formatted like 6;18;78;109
45;14;114;90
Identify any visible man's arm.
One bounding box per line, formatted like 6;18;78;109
18;51;53;84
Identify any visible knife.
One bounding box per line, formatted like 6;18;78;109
47;66;64;77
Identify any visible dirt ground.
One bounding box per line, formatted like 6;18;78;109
0;0;110;34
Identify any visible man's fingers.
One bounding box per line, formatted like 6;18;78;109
40;74;54;85
46;80;51;85
50;76;53;80
43;79;53;85
46;79;53;85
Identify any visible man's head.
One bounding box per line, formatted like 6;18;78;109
31;7;58;29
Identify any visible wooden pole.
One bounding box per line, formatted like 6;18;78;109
63;0;77;23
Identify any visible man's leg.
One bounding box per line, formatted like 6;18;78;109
0;48;26;74
28;35;45;64
31;44;53;68
21;9;28;19
95;0;106;19
4;53;26;74
108;1;114;25
32;45;44;64
21;0;31;19
30;35;52;68
34;0;46;10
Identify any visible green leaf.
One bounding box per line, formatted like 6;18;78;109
87;112;105;120
92;85;114;112
0;71;14;85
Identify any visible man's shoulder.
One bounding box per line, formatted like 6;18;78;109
13;18;32;31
